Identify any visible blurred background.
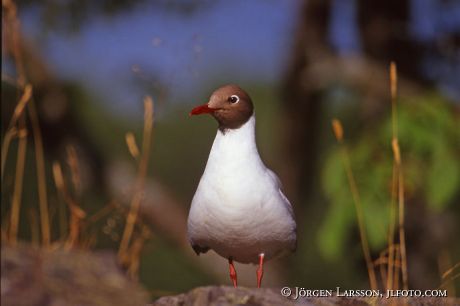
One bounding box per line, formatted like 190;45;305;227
2;0;460;300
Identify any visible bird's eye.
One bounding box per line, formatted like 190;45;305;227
228;95;240;104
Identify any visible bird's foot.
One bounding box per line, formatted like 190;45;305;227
228;258;237;288
256;253;264;288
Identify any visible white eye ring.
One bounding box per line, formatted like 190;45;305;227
229;95;240;104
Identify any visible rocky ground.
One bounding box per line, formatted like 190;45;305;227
151;286;459;306
2;244;457;306
1;245;149;306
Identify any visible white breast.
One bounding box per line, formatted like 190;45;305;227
187;115;296;264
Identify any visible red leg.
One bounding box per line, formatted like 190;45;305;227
256;253;264;288
229;258;237;288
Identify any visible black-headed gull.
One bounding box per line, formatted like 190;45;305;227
187;84;297;288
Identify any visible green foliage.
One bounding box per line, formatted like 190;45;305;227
318;148;354;260
319;94;460;260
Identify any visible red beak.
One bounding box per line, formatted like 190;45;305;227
190;103;215;116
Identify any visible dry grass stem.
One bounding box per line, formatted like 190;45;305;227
126;132;140;160
386;162;398;291
11;84;32;123
438;273;460;291
375;258;402;268
52;162;66;191
391;139;401;165
118;96;154;262
374;247;401;268
438;251;456;297
390;62;398;138
393;248;400;291
126;225;151;279
66;204;86;249
379;259;388;289
441;261;460;280
390;62;397;108
66;144;82;195
28;100;51;246
331;119;378;290
1;127;18;181
397;165;408;290
389;62;408;291
9;121;28;245
331;119;343;143
2;84;32;182
52;161;86;248
4;0;32;246
80;234;98;249
87;202;116;224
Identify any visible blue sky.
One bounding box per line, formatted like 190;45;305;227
21;1;301;116
17;0;460;117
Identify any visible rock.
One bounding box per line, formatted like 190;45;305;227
1;244;149;306
3;245;457;306
150;286;459;306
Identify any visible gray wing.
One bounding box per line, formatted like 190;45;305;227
266;169;295;218
266;168;297;252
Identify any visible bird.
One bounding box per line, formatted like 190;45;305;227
187;84;297;288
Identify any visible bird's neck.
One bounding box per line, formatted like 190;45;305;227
217;114;256;141
207;114;260;167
